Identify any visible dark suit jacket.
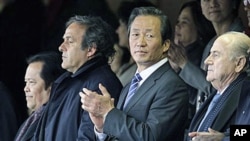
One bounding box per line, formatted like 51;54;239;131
33;57;122;141
103;61;189;141
235;77;250;124
219;77;250;141
187;73;248;141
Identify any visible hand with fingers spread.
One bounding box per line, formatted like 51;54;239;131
79;83;115;132
189;128;225;141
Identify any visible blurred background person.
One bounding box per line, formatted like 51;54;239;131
172;0;215;72
168;0;215;134
110;45;130;75
14;51;64;141
0;81;19;141
244;0;250;36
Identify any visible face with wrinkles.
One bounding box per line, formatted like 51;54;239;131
129;15;169;71
204;35;243;90
58;23;89;73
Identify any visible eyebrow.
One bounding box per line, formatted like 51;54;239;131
181;17;191;21
131;28;153;32
63;35;73;40
210;50;220;54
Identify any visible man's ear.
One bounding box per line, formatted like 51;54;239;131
87;43;97;57
235;56;247;72
163;39;170;53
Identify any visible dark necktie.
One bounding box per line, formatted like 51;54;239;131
123;73;142;108
198;93;221;131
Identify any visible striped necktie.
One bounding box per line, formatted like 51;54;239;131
123;73;142;108
198;93;221;131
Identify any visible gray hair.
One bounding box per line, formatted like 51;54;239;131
66;15;116;61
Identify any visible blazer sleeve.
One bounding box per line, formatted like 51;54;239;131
179;61;214;95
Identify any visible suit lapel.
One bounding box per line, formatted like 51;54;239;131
212;82;242;130
117;85;130;109
190;93;214;131
123;76;156;112
189;73;246;132
121;62;171;112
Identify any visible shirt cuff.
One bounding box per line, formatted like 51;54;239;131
94;126;107;141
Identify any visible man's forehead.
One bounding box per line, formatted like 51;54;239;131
131;16;160;28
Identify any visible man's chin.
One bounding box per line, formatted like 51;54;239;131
206;77;213;83
61;64;67;70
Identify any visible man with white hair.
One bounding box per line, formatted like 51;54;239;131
189;31;250;141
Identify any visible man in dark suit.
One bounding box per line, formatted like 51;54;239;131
187;31;250;141
14;51;64;141
33;15;122;141
186;1;250;140
80;7;189;141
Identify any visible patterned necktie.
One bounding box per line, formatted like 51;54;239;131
15;106;45;141
123;73;142;108
198;93;221;131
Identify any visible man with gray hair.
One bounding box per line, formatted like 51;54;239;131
80;6;189;141
189;31;250;141
33;15;122;140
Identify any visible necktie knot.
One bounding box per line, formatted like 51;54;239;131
133;73;142;83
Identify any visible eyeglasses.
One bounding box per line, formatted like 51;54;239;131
244;0;250;6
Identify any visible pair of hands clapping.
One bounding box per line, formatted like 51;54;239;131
79;83;115;132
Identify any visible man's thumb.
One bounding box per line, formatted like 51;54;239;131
99;83;110;97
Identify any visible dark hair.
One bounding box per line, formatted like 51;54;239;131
128;7;172;44
66;15;116;61
117;1;155;25
26;51;64;89
232;0;241;16
179;0;215;44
